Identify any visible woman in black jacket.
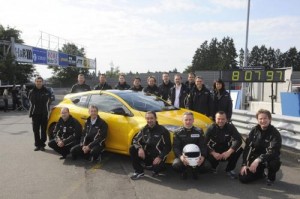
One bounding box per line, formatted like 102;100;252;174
212;79;232;120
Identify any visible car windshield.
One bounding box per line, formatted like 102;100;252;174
116;92;177;112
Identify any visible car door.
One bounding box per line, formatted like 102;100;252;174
88;94;141;154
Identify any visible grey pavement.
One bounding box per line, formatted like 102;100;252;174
0;109;300;199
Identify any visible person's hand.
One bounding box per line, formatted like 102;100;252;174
221;149;234;160
249;159;260;173
82;146;91;154
240;166;248;175
153;157;162;165
180;154;189;166
57;140;64;147
211;151;222;160
138;148;145;159
197;156;205;166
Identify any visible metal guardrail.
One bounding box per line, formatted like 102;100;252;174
232;109;300;150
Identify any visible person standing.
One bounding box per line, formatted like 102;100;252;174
239;109;282;186
130;77;143;91
188;76;213;118
129;111;171;180
172;112;207;180
170;74;189;108
212;79;232;120
142;76;159;96
2;88;9;112
94;74;112;90
158;72;174;101
185;72;196;91
205;111;243;179
48;107;82;159
28;77;51;151
11;84;20;110
114;74;130;90
70;74;91;93
71;105;108;162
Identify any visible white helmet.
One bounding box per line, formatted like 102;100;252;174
183;144;201;167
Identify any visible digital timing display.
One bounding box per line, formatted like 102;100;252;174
221;69;285;82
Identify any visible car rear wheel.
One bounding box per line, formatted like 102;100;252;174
48;123;57;140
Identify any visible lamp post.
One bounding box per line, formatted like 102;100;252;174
241;0;251;110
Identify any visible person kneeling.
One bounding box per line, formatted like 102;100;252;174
71;105;108;163
129;111;171;180
48;107;82;159
172;112;206;180
239;109;281;186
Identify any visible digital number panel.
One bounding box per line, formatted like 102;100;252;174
221;70;285;82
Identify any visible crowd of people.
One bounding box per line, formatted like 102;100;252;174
3;73;281;186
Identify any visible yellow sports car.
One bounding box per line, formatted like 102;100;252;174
47;90;212;163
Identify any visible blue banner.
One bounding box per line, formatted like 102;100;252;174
59;52;69;67
32;47;47;64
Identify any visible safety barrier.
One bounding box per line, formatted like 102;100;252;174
232;109;300;150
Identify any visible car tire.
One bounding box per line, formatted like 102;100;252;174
48;123;57;140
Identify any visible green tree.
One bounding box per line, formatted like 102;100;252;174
239;48;244;67
219;37;237;69
48;43;89;86
0;25;35;84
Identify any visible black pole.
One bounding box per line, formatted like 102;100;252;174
271;82;274;114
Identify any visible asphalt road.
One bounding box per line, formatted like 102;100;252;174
0;98;300;199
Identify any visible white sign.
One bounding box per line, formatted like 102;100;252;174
47;50;59;65
14;43;33;63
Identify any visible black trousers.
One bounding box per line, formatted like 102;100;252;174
70;144;104;160
172;158;205;173
207;148;243;172
48;139;75;157
32;114;48;147
129;146;166;174
3;99;8;112
239;159;281;183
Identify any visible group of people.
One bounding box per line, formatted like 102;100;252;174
2;84;29;112
70;72;232;120
130;109;281;186
28;74;281;187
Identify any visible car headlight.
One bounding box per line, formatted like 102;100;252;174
163;125;181;133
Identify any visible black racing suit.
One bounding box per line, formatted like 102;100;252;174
205;123;243;172
172;126;207;173
94;83;112;90
188;85;213;118
130;86;143;91
142;85;160;96
71;115;108;160
70;83;91;93
114;82;130;90
158;81;174;101
130;122;171;174
48;115;82;157
28;86;51;148
239;124;282;183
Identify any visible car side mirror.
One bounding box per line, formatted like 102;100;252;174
110;107;127;116
72;99;80;104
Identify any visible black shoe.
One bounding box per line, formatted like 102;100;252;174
226;170;237;179
181;171;188;180
59;156;66;160
266;179;274;186
34;147;40;151
192;171;199;180
152;171;159;177
90;155;101;163
40;147;45;151
130;172;145;180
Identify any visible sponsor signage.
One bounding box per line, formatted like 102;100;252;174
68;55;76;66
14;44;33;63
47;50;59;65
32;47;47;64
59;52;69;67
76;56;84;68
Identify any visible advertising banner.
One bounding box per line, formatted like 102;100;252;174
14;43;33;63
47;50;59;65
76;56;84;68
68;55;76;66
32;47;47;64
59;52;69;67
89;58;96;69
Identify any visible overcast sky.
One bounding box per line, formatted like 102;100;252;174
1;0;300;78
